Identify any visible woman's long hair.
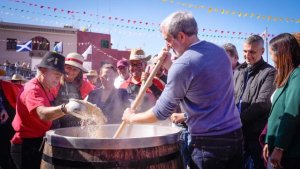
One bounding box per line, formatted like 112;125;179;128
61;71;83;87
269;33;300;88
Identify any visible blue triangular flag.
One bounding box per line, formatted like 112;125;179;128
53;41;63;53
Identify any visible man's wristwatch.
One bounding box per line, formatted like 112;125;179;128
60;103;67;114
183;113;187;120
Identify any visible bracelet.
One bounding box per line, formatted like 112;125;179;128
60;103;67;114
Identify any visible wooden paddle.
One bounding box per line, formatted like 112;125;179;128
113;59;163;138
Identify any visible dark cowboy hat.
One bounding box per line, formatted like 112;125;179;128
36;52;65;74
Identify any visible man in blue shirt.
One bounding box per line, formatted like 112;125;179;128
123;11;243;169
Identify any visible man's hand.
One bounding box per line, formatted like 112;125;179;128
65;99;86;114
64;99;107;123
141;65;152;87
122;108;136;123
170;112;186;124
270;147;283;169
155;47;172;70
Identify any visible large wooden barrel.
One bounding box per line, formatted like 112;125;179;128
41;124;183;169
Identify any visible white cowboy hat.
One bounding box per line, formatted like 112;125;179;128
129;49;151;61
65;52;88;72
11;74;27;82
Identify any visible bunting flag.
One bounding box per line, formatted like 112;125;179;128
53;41;63;53
82;44;92;60
161;0;299;24
0;7;277;38
5;0;299;24
16;40;32;52
261;30;267;38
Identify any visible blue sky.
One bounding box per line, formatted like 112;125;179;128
1;0;299;65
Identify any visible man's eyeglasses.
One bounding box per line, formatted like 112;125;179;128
130;62;143;68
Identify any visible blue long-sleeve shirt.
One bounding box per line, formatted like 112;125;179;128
153;41;242;136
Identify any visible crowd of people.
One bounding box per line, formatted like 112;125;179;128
0;11;299;169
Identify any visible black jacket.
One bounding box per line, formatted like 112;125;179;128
233;59;276;140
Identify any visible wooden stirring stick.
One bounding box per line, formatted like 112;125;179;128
113;59;163;138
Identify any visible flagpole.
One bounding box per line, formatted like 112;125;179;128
265;27;268;63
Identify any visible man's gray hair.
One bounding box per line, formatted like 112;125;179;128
160;11;198;38
244;35;264;47
223;43;239;59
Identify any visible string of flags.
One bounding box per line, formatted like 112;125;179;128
0;31;266;48
161;0;300;23
0;6;158;32
6;0;300;24
81;44;118;61
0;7;277;38
6;0;159;27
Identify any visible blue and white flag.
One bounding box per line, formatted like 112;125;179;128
53;41;63;53
16;40;32;52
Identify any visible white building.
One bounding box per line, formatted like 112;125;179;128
0;22;77;70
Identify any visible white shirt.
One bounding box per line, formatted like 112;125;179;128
114;76;125;89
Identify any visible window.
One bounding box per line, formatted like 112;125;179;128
100;40;109;49
6;38;17;50
32;36;50;51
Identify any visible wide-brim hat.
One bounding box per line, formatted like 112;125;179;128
37;52;65;74
129;49;151;61
0;69;5;76
11;74;27;82
86;70;98;77
65;52;88;73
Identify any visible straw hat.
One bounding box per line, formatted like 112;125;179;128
86;70;98;77
65;52;88;73
37;52;65;74
129;49;151;61
11;74;27;82
0;69;5;76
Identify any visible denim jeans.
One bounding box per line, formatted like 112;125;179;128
189;128;244;169
244;140;265;169
179;126;197;169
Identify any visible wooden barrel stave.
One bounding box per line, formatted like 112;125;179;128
41;142;183;169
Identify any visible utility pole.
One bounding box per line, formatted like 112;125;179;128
265;27;269;63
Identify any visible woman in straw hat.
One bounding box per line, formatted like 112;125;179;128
51;52;94;129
